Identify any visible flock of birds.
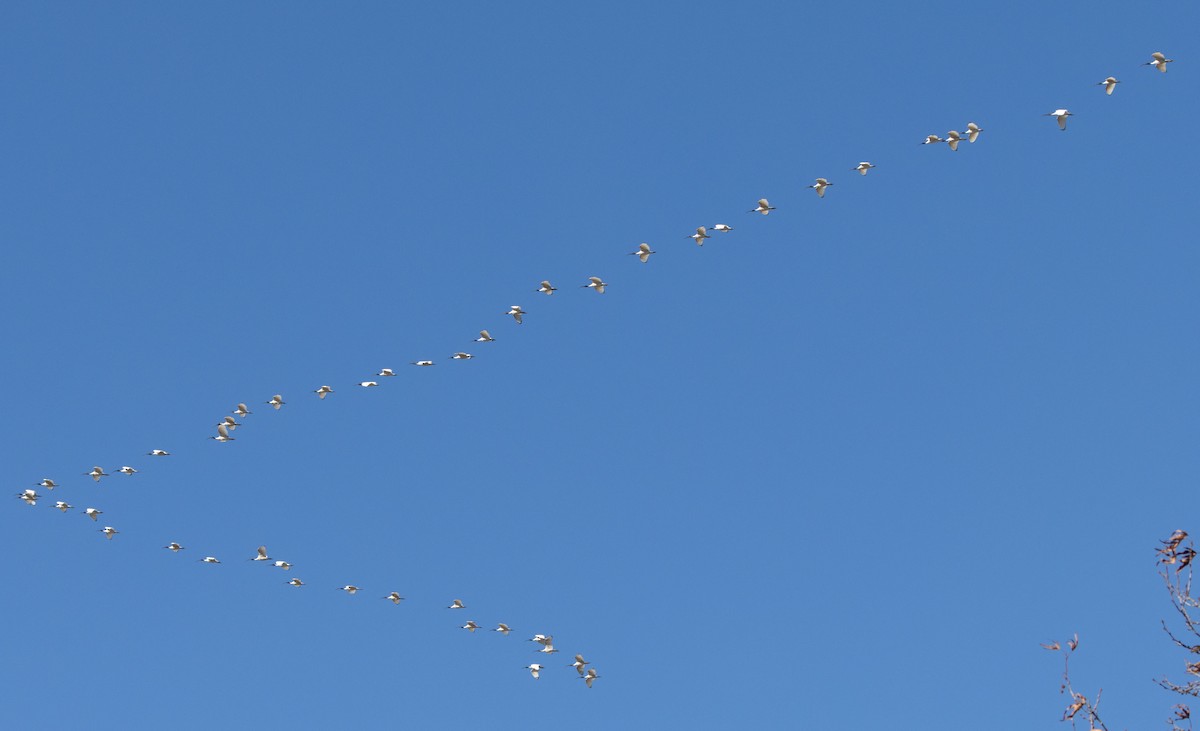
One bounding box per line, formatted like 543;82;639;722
14;49;1180;691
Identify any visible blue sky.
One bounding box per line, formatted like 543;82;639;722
2;1;1198;728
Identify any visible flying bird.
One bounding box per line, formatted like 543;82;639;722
447;599;465;609
147;449;170;457
852;162;876;175
377;368;396;377
219;416;241;431
314;385;334;399
525;664;543;680
211;423;235;442
749;198;775;215
582;276;607;294
462;621;481;632
450;352;473;360
17;489;39;506
809;178;832;197
581;668;600;688
250;546;271;562
338;585;360;594
83;507;103;521
570;654;591;676
267;394;285;410
100;526;119;540
1145;51;1173;73
233;403;251;417
273;560;292;570
384;592;405;604
116;465;138;475
1098;77;1119;95
37;478;58;489
966;122;983;143
494;623;512;635
1044;109;1073;130
199;556;221;564
945;130;964;151
411;360;435;367
922;134;944;145
505;306;526;325
358;381;378;388
87;466;108;482
54;501;73;513
476;330;495;342
537;280;557;295
688;226;710;245
629;243;655;263
712;223;733;232
288;578;305;587
164;542;185;552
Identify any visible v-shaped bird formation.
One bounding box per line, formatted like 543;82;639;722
14;49;1179;690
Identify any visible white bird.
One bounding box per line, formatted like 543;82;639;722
712;223;733;233
922;134;944;145
582;276;607;294
462;621;480;632
945;130;964;151
233;403;251;417
505;306;526;325
148;449;170;457
87;466;108;482
528;634;553;646
164;542;185;552
1044;109;1073;130
17;489;39;506
537;280;557;295
476;330;495;342
377;368;396;377
688;226;710;245
538;645;560;655
100;526;119;540
198;556;221;564
83;507;102;521
749;198;775;215
494;623;512;635
525;663;543;680
411;360;435;367
581;667;600;688
54;501;73;513
447;599;465;609
250;546;271;562
211;423;235;442
338;585;360;594
852;162;876;175
288;578;305;587
384;592;405;604
36;478;58;490
314;385;334;399
570;654;591;676
358;381;378;388
1098;76;1120;95
219;415;241;431
273;560;292;570
809;178;832;197
450;352;473;360
1145;51;1173;73
629;243;655;263
267;394;285;410
966;122;983;143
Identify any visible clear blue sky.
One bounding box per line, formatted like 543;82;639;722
2;2;1197;728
